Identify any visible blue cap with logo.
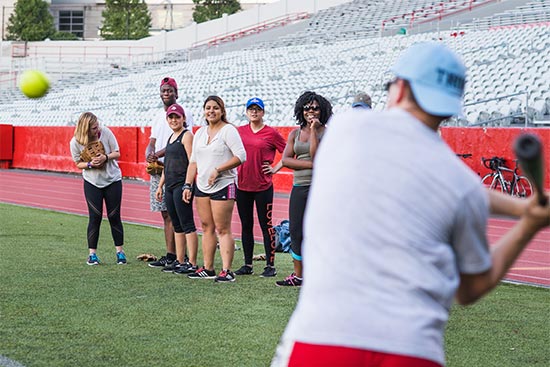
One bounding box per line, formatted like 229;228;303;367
246;97;264;110
391;42;466;116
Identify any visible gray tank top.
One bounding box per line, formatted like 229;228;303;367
293;129;313;186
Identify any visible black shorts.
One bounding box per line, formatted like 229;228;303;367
194;183;236;201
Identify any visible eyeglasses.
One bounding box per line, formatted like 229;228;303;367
247;107;263;112
384;78;398;92
303;105;321;112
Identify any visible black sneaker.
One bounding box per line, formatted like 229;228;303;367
275;273;302;287
187;267;216;279
234;265;254;275
162;260;180;273
174;262;197;275
260;266;277;277
215;270;236;283
148;256;173;268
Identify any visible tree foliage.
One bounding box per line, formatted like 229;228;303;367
192;0;242;24
100;0;151;40
6;0;55;41
50;31;79;41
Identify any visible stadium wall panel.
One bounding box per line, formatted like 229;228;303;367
7;126;550;192
0;124;14;169
441;127;550;188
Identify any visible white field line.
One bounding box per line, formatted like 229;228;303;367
0;355;25;367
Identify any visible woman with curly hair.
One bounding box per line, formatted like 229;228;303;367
275;91;332;287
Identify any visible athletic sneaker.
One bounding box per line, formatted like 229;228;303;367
187;267;216;279
87;253;100;266
260;266;277;277
148;256;173;268
162;260;180;273
215;270;236;283
174;262;197;275
234;265;254;275
116;252;127;265
276;273;302;287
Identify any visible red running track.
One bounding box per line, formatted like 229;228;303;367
0;169;548;287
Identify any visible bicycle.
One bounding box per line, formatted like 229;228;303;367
481;156;533;198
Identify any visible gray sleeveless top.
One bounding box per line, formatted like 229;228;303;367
293;129;313;186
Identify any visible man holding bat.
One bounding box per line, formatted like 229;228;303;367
271;42;549;367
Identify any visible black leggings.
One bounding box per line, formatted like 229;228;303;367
84;180;124;250
289;185;310;260
165;184;196;234
236;186;276;266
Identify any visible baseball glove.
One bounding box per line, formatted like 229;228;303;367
136;253;158;262
146;161;164;175
253;254;266;261
80;140;106;165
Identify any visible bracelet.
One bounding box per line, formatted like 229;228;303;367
182;183;193;191
87;162;92;169
104;154;109;162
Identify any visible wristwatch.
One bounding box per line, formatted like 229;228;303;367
87;162;92;169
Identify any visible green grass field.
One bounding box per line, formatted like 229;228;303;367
0;203;548;367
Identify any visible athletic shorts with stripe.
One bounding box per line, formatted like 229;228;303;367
194;183;236;200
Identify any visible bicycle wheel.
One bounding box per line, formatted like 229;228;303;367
481;174;495;188
514;176;533;198
481;174;505;193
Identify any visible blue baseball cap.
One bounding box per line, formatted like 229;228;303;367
246;97;264;110
391;42;466;116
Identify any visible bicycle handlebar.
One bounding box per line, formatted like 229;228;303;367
481;156;506;170
481;157;521;172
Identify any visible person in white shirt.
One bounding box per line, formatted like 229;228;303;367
146;77;195;271
271;42;550;367
184;95;246;283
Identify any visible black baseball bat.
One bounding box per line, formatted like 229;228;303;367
513;133;547;206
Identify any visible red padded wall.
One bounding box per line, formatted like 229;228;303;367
441;127;550;188
0;124;14;168
8;125;550;193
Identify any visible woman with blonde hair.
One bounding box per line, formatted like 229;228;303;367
69;112;125;265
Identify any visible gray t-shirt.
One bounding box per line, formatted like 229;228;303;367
70;126;122;188
273;108;491;367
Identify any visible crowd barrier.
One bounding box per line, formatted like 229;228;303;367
0;125;549;192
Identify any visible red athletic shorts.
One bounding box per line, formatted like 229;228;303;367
287;342;443;367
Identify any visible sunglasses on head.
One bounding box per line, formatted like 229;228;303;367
303;105;321;112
